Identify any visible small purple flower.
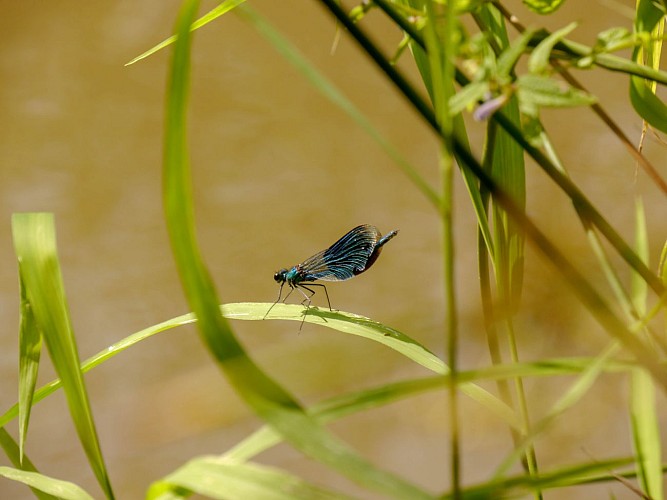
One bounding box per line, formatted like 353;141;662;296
473;93;509;121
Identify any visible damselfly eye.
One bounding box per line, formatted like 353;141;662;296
274;269;287;283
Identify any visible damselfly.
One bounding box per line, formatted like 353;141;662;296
265;224;398;328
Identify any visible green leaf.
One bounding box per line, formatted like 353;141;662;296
517;74;596;113
455;457;636;497
17;272;42;463
0;466;94;500
497;29;536;79
631;199;649;316
477;4;527;310
528;22;577;74
125;0;248;66
631;368;663;499
152;458;353;500
260;303;445;374
630;0;667;133
659;241;667;285
594;27;636;53
11;213;115;499
630;76;667;133
2;302;509;431
521;0;566;15
629;199;663;500
449;81;490;115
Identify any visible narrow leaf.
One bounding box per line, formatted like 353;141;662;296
17;272;42;463
11;213;114;499
260;303;445;374
521;0;566;15
630;76;667;133
630;198;663;500
0;466;94;500
497;29;536;78
125;0;247;66
449;81;490;115
152;458;353;500
630;0;667;133
517;74;597;109
456;457;636;497
529;22;578;74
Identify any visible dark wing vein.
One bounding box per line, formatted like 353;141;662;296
300;225;380;282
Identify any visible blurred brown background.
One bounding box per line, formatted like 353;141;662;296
1;0;665;497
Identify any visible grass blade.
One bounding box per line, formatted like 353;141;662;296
150;458;354;500
0;303;505;430
17;271;42;463
11;213;114;499
161;2;432;498
630;198;663;499
125;0;247;66
0;466;94;500
259;303;444;373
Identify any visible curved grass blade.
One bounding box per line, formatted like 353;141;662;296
11;213;114;499
125;0;247;66
149;458;354;500
0;302;638;438
0;466;94;500
257;302;444;374
1;302;519;430
162;2;432;498
0;301;642;435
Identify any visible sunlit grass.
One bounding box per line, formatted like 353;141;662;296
3;0;667;498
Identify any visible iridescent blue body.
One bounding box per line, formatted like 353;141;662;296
265;224;398;325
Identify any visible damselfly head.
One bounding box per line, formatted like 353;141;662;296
274;269;288;284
